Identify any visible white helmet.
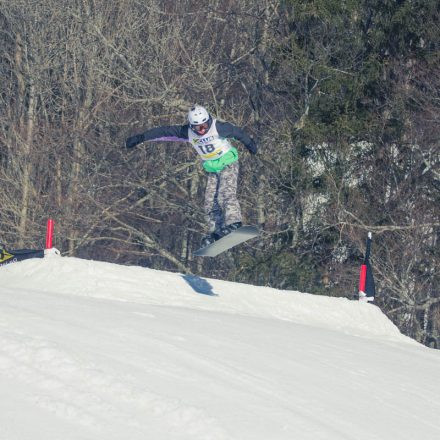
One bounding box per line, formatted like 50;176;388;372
188;105;212;134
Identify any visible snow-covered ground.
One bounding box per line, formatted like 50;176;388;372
1;256;439;440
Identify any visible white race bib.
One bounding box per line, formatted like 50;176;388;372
188;119;232;161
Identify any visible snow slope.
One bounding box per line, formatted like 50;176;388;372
1;256;439;440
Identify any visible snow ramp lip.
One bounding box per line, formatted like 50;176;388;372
0;256;412;344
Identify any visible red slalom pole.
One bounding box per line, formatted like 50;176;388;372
359;264;367;294
358;232;375;302
45;218;54;249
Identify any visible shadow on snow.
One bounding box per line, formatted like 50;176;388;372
181;274;217;296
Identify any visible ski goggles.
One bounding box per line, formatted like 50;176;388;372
191;121;210;133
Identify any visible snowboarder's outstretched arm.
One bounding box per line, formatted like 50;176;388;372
216;121;258;155
126;125;189;149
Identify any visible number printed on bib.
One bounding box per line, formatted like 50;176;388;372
196;143;223;159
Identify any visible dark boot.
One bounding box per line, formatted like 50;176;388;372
200;232;219;248
219;222;242;237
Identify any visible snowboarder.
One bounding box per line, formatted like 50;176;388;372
125;105;258;247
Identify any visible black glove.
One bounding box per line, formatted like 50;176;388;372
125;134;144;149
247;140;258;155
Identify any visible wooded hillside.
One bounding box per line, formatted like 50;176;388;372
1;0;439;347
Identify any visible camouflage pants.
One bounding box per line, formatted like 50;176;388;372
204;161;242;233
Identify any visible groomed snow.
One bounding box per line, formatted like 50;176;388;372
1;256;439;440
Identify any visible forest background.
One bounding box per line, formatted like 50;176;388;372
1;0;439;348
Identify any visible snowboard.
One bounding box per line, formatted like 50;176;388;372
194;225;259;257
